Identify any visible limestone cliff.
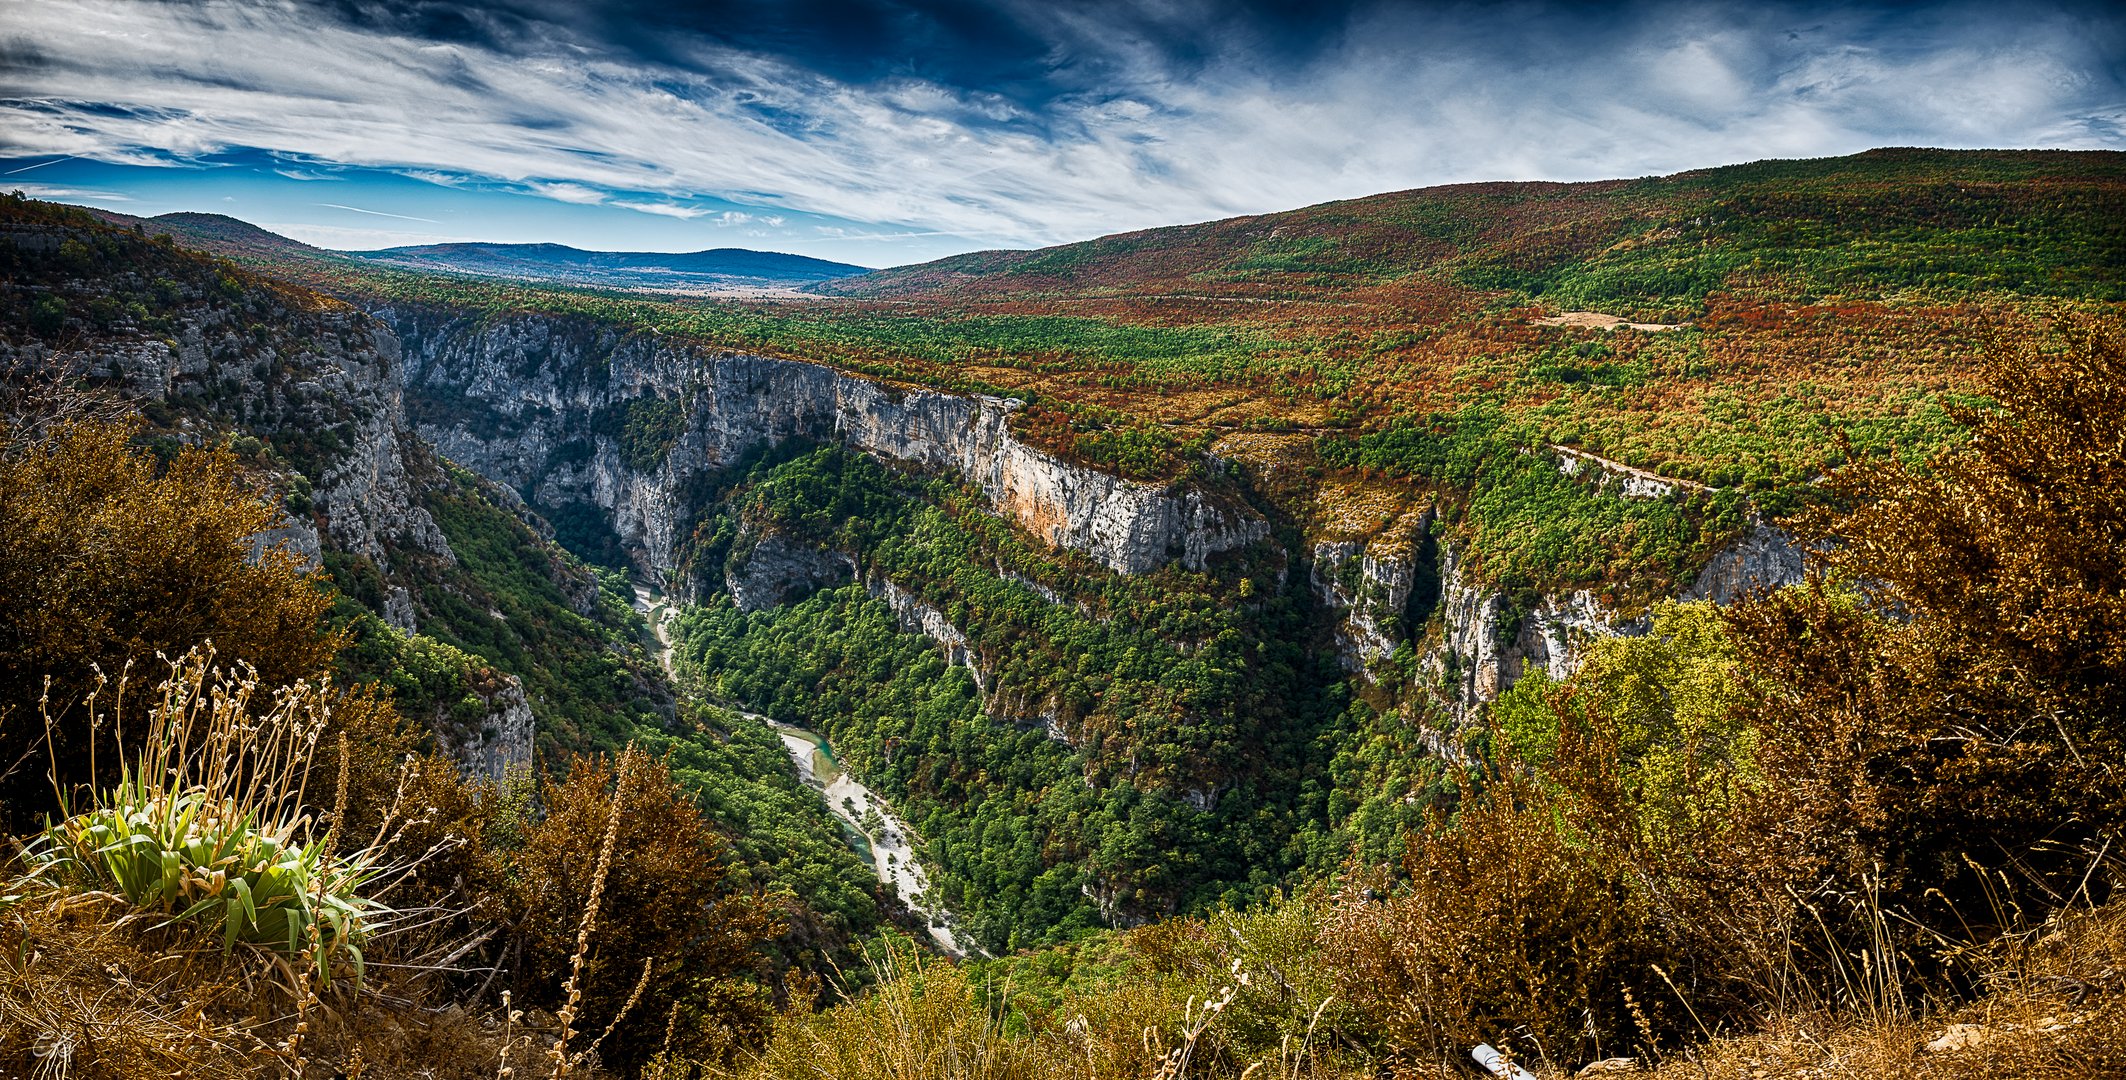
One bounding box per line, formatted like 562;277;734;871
726;529;856;612
378;308;1267;584
1310;507;1437;671
45;303;451;572
1685;522;1808;604
8;266;535;779
863;577;986;692
1307;447;1806;715
440;676;536;782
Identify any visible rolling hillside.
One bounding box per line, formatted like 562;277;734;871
823;147;2126;308
82;209;868;293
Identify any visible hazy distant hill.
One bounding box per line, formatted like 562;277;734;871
82;209;867;294
349;241;869;292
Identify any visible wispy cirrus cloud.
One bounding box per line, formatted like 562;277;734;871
613;200;711;219
6;181;128;201
317;203;440;223
1;0;2121;252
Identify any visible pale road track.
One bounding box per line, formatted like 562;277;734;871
631;581;968;956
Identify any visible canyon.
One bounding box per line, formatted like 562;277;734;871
371;303;1804;728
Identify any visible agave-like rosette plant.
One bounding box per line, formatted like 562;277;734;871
26;649;396;985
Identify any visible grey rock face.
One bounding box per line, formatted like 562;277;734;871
382;586;420;633
725;531;854;611
1311;508;1435;671
1685;522;1806;604
247;512;323;573
1409;450;1807;715
1430;542;1642;712
48;306;449;575
317;405;455;569
1428;520;1807;716
864;576;986;692
379;308;1266;582
445;674;536;782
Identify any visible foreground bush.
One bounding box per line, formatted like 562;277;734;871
509;747;787;1072
1721;316;2126;982
0;653;506;1079
0;412;338;827
25;650;393;981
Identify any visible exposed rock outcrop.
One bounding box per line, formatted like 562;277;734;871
1686;522;1806;604
448;675;536;781
1311;507;1436;670
725;531;855;611
1431;542;1642;709
55;307;451;572
1553;444;1711;499
1307;446;1805;715
864;577;986;692
1426;521;1806;716
379;308;1266;584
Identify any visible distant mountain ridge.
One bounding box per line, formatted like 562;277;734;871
350;241;868;290
81;209;867;294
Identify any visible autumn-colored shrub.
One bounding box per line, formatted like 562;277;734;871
1320;749;1693;1071
509;748;786;1072
1722;315;2126;983
0;414;339;826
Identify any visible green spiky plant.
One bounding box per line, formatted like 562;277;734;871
25;648;393;985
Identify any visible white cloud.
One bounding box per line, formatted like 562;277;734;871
0;0;2118;250
614;200;709;218
525;181;608;205
4;182;129;201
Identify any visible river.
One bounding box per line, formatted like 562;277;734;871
631;582;968;956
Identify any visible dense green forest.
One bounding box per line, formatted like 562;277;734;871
671;445;1386;949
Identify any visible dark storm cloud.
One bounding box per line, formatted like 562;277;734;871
3;0;2122;247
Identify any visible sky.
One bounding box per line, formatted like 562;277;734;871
2;0;2122;266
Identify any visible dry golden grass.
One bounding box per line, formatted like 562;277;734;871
1630;903;2126;1080
0;888;521;1080
682;895;2126;1080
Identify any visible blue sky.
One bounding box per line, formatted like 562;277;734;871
3;0;2122;266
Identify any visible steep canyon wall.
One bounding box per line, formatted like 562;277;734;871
379;306;1804;721
381;308;1266;585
